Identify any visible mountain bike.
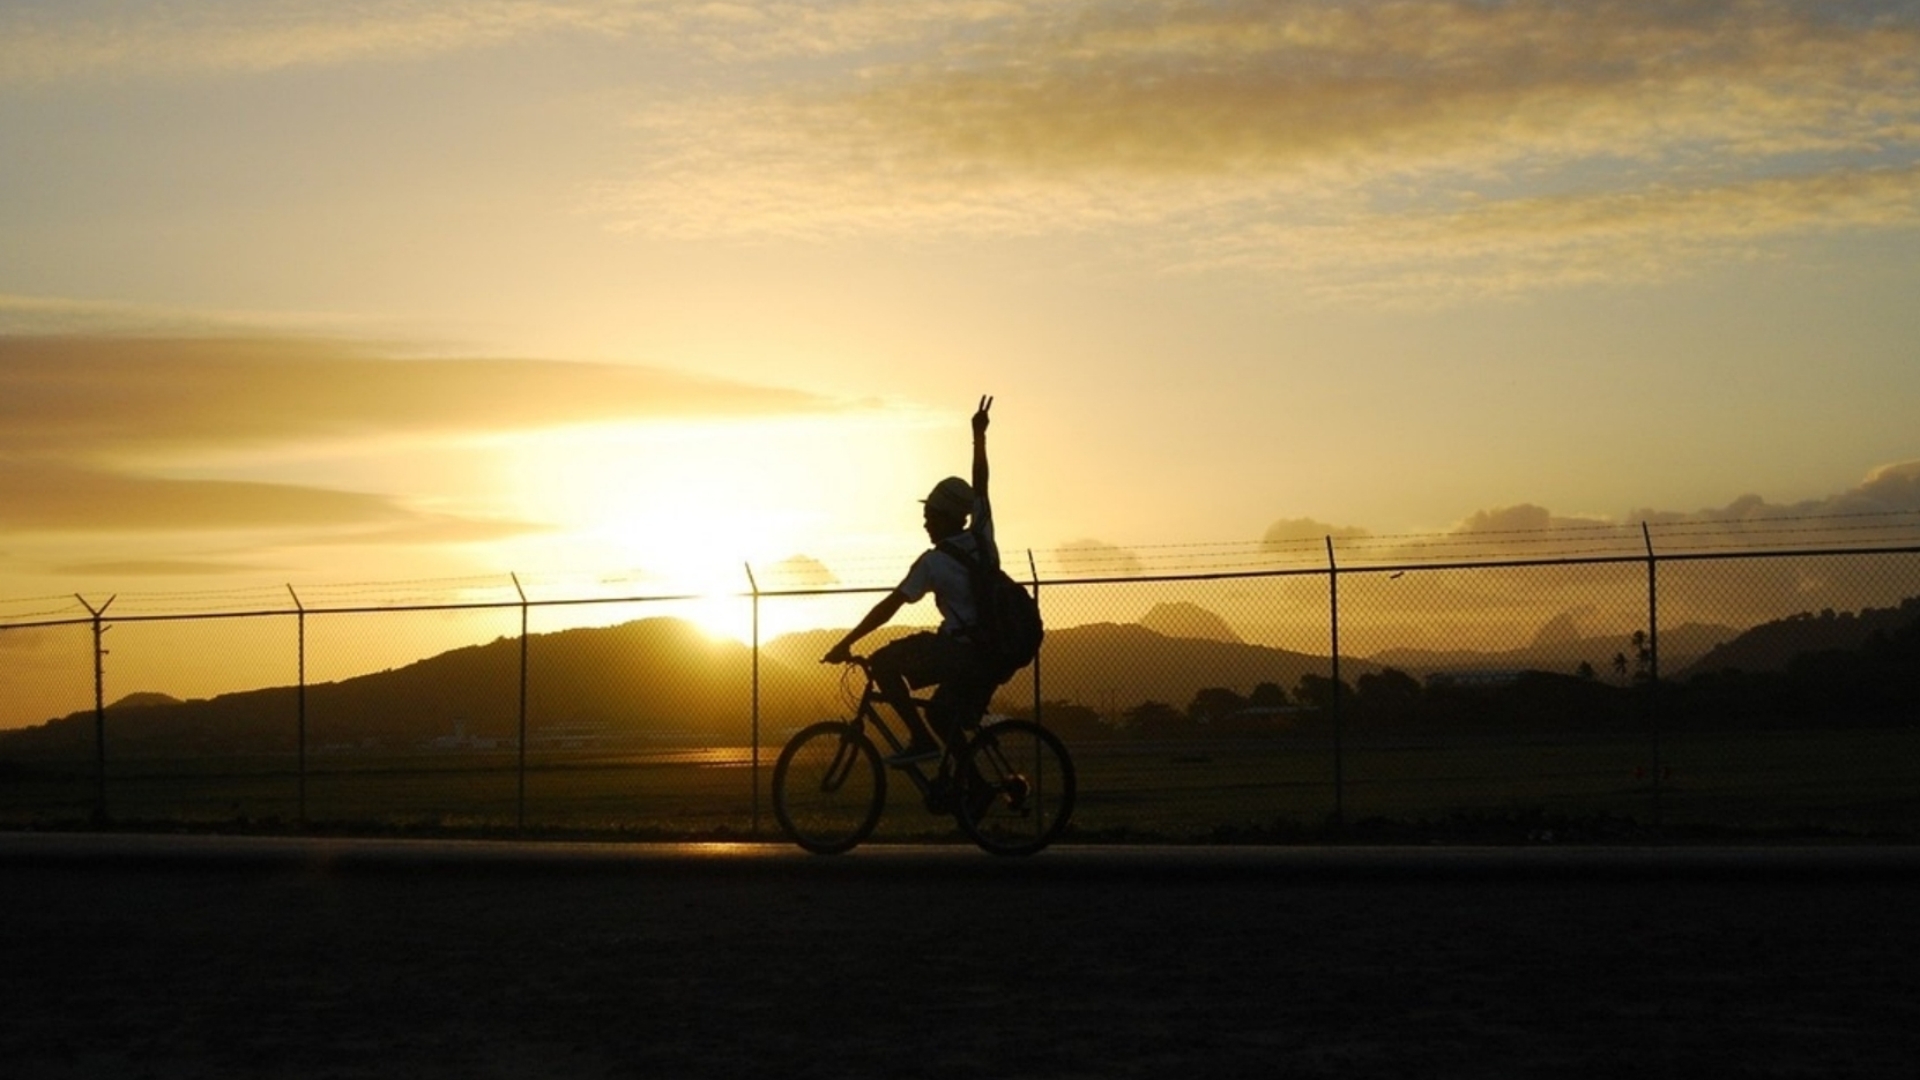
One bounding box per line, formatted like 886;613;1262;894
771;657;1075;856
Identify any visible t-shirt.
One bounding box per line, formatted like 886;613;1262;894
895;494;999;637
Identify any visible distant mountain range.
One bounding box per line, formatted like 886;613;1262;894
1368;622;1737;681
1678;597;1920;677
1138;601;1243;644
3;597;1912;757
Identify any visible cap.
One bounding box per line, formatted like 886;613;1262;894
921;476;973;520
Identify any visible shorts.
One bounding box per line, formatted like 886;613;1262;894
870;631;992;739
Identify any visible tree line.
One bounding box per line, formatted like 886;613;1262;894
1019;608;1920;742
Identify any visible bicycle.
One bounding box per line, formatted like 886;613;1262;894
771;657;1075;856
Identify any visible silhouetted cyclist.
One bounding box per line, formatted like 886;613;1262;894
823;396;998;764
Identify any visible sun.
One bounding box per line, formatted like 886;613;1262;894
472;399;997;650
485;415;934;644
665;568;762;645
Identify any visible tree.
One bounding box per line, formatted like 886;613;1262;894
1187;687;1247;725
1029;700;1115;741
1293;672;1350;711
1125;700;1189;739
1354;668;1422;723
1628;630;1653;684
1248;681;1288;708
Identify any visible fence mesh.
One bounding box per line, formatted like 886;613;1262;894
4;526;1920;841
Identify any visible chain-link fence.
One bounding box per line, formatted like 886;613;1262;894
4;516;1920;841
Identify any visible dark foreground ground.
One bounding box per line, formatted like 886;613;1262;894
4;836;1919;1079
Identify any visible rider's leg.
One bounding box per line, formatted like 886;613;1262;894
926;654;993;744
868;634;944;753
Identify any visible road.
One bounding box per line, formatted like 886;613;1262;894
5;834;1919;1078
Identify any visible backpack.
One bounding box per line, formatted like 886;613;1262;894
937;539;1044;684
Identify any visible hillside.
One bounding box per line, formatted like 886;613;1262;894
9;596;1919;758
1014;621;1366;710
0;618;842;758
0;614;1348;759
1370;622;1736;680
1679;597;1920;677
1138;602;1243;644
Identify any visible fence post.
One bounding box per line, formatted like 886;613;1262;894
1326;538;1344;828
76;594;114;823
512;573;529;832
1642;523;1663;831
746;562;761;838
288;586;307;827
1028;550;1042;728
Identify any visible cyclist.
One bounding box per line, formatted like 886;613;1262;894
822;395;998;764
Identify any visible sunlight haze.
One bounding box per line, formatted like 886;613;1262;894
4;0;1920;724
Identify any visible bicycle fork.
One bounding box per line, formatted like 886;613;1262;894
817;731;867;795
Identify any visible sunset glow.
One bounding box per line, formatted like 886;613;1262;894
4;1;1920;726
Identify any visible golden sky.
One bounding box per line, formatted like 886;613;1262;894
4;1;1920;722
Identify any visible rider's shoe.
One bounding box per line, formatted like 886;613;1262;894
884;742;940;766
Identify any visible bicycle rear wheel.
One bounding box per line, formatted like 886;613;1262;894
772;721;886;854
954;720;1075;856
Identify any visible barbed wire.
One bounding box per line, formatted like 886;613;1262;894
5;512;1920;627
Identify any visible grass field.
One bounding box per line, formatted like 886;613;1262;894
6;726;1920;842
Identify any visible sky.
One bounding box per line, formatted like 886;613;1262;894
4;0;1920;718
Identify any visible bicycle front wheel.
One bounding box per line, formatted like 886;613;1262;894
955;720;1075;856
772;721;886;854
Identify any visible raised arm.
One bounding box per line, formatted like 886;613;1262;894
971;394;992;501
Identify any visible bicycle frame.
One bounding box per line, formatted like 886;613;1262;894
774;657;1075;854
842;664;966;809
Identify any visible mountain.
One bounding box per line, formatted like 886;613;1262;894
1679;597;1920;677
1369;622;1736;680
1014;621;1366;710
1138;602;1243;644
14;598;1915;759
0;618;843;759
111;692;184;710
0;615;1352;759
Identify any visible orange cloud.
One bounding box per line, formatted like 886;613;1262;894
0;334;832;555
2;459;408;532
604;1;1920;293
0;0;1019;85
0;336;829;459
1046;539;1147;578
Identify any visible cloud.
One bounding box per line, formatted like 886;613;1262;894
1851;461;1920;512
19;3;1910;296
0;335;831;460
0;332;832;553
14;1;1915;298
1;459;413;532
1453;504;1620;535
1201;163;1920;301
1224;461;1920;650
835;1;1920;176
1294;459;1920;566
1262;517;1370;549
759;554;839;590
1046;539;1146;577
49;558;279;578
0;0;591;83
0;0;1023;84
1634;461;1920;524
601;0;1920;293
0;457;547;554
